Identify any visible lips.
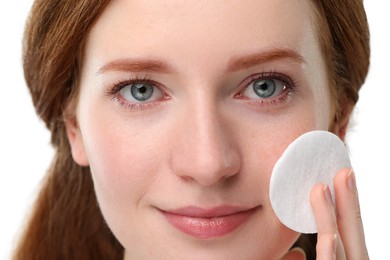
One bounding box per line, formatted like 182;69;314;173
160;206;258;239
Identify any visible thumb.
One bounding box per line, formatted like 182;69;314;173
281;247;306;260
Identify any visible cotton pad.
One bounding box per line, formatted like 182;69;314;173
269;131;351;234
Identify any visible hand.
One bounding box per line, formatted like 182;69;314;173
282;169;369;259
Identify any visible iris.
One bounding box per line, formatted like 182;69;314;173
253;79;276;98
130;83;154;101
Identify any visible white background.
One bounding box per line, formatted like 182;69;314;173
0;1;389;259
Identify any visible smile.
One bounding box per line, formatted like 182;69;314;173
160;206;259;239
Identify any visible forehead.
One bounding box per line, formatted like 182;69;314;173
85;0;319;68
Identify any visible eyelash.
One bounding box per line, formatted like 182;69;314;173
106;72;298;110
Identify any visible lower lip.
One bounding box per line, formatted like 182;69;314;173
161;208;256;239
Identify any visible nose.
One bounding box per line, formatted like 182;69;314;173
170;97;241;186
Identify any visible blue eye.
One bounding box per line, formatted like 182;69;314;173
130;83;154;101
253;79;277;98
118;81;163;103
243;77;287;100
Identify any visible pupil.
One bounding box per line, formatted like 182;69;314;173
139;86;147;93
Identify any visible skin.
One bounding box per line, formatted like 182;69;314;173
66;0;368;259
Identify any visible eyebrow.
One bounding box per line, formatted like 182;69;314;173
227;48;305;72
97;48;305;75
97;58;173;75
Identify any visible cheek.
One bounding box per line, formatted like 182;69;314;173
227;103;325;197
80;117;171;249
242;106;326;166
79;110;164;217
236;101;329;207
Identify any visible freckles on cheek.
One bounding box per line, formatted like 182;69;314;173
250;117;321;180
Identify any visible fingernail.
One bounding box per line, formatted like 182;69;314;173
347;169;356;190
324;185;333;205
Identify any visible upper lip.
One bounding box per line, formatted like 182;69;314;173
160;205;257;218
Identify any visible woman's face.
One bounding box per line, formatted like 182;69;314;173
68;0;332;258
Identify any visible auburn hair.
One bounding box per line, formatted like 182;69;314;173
14;0;369;259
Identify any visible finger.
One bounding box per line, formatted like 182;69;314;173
335;234;346;260
334;169;369;259
281;247;306;260
310;184;344;260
